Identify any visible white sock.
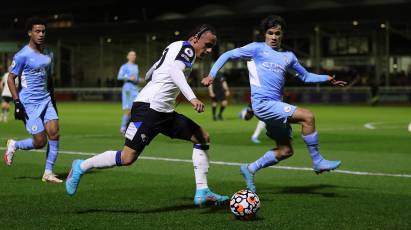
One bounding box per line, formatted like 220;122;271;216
192;145;209;190
252;120;266;139
80;150;117;172
44;169;52;175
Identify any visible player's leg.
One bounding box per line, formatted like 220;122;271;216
218;99;227;120
43;119;62;183
165;113;228;206
241;120;293;192
251;120;266;144
120;88;132;134
211;99;217;121
4;104;48;166
65;102;157;195
1;99;10;122
288;107;341;173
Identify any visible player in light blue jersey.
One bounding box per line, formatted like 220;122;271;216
202;15;347;192
4;17;62;183
118;50;142;134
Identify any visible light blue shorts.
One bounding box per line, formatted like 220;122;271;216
122;84;138;110
24;99;58;135
252;100;297;141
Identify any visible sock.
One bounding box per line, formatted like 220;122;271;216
15;138;35;150
80;150;122;172
45;140;59;172
252;120;266;139
302;131;324;164
212;106;216;118
248;150;278;174
192;144;209;190
218;106;225;117
120;114;130;130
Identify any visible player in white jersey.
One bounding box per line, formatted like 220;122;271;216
66;25;229;206
202;15;346;192
1;71;18;122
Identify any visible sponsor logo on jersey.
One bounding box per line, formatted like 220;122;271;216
184;48;194;57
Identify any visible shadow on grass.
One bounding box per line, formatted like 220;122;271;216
76;197;230;215
14;171;97;181
259;184;350;198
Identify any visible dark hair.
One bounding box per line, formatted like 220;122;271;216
25;17;47;32
261;15;285;33
188;24;216;39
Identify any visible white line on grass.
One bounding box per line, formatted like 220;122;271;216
1;147;411;179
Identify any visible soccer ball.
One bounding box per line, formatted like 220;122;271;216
230;189;260;220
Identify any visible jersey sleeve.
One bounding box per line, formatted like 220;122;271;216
288;52;329;83
169;60;196;101
117;65;127;80
9;54;25;76
209;42;259;78
174;42;195;68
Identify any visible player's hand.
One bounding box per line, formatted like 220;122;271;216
328;75;347;87
129;75;137;81
190;98;205;113
225;91;230;97
209;92;215;98
14;99;28;120
201;76;214;87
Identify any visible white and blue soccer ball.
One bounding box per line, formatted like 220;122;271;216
230;189;260;220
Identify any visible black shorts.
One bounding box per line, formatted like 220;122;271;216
211;91;226;102
1;96;12;103
124;102;201;152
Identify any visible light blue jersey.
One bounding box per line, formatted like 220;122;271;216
10;45;52;104
10;45;57;134
118;63;139;110
210;42;330;140
209;42;329;121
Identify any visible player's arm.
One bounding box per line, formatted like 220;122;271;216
117;66;127;81
202;43;258;86
144;61;159;82
9;55;28;120
289;53;346;86
208;84;215;98
170;61;204;112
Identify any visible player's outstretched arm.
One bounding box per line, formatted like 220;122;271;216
203;43;257;86
328;75;347;87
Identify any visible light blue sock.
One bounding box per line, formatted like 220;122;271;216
15;138;35;150
248;150;278;174
45;140;59;171
302;131;324;164
120;114;130;130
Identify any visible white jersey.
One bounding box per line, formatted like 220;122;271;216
1;72;18;98
136;41;197;113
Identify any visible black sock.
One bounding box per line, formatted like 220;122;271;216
212;106;216;118
219;106;225;117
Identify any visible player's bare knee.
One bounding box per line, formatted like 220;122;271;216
276;146;293;159
303;111;315;127
33;136;47;149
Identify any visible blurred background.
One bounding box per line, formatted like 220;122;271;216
1;0;411;105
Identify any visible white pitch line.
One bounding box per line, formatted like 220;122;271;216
1;147;411;179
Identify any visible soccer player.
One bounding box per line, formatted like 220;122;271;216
66;25;229;206
202;15;346;192
209;73;230;120
117;50;142;134
3;17;62;183
1;70;18;122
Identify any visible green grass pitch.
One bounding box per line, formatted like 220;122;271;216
0;102;411;229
